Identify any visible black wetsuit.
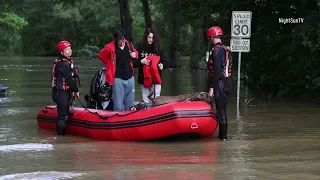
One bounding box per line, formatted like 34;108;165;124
52;55;79;135
209;42;232;140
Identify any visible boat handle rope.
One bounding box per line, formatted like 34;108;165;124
74;96;141;119
84;103;145;119
45;103;146;119
45;97;215;120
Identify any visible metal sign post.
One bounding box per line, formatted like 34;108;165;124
231;11;252;117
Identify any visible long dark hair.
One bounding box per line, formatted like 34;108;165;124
141;26;161;55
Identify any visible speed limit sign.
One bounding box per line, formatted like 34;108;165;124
231;11;252;38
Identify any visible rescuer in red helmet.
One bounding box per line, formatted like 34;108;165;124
206;26;232;141
51;40;81;135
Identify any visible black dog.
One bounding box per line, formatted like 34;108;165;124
84;68;113;110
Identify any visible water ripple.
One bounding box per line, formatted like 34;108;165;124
0;143;54;152
0;107;28;116
0;171;86;180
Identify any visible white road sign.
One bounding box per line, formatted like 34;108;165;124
231;11;252;38
230;38;250;52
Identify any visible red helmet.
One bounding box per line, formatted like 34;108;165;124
207;26;223;37
57;40;71;52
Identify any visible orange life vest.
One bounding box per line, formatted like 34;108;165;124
143;55;162;87
51;58;80;90
207;45;232;78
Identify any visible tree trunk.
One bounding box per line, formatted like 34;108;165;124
190;28;204;69
169;69;180;95
163;1;181;68
140;0;152;28
169;19;180;68
118;0;133;42
191;69;202;92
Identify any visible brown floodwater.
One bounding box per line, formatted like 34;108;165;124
0;56;319;180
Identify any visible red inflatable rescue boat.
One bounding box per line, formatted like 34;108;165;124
37;101;218;141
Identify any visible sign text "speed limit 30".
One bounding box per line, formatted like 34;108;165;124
231;11;252;38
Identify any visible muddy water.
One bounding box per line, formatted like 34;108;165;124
0;56;319;180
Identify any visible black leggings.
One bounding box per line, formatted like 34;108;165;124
214;78;232;139
52;88;71;122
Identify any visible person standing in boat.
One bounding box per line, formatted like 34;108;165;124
136;27;168;106
97;29;139;111
51;40;80;135
206;26;232;141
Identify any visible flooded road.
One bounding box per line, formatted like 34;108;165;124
0;56;319;179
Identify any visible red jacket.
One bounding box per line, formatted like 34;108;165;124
143;55;162;87
97;40;139;85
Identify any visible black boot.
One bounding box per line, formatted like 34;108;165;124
56;116;67;136
56;120;65;135
218;122;222;139
219;123;227;141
